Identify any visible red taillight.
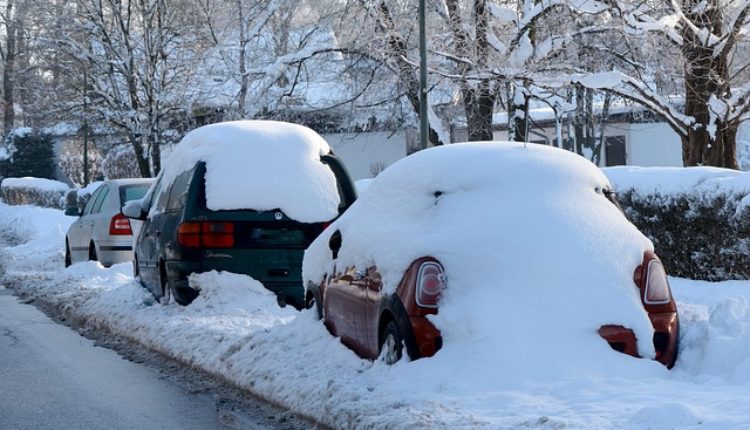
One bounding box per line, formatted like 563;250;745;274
416;262;445;308
202;221;234;248
644;259;671;305
177;221;234;248
177;222;201;247
109;213;132;235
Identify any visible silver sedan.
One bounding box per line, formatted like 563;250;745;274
65;178;154;267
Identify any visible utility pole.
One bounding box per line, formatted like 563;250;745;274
418;0;428;151
82;65;89;186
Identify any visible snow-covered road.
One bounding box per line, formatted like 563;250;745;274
0;286;301;430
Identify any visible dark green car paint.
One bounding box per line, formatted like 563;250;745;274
135;156;356;307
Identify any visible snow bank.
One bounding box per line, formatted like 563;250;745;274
305;142;660;386
157;120;340;223
6;183;750;427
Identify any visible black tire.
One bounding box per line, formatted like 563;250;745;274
160;261;196;306
64;242;72;268
132;254;139;278
380;320;404;365
88;243;97;261
306;290;322;320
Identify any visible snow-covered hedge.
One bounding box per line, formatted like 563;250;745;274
0;177;70;209
605;166;750;281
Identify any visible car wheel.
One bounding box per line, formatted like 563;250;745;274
159;262;171;305
88;242;97;261
306;290;322;320
133;254;140;278
64;242;72;268
380;320;404;365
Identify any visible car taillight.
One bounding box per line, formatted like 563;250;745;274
644;259;671;305
177;222;201;247
177;221;234;248
202;221;234;248
109;213;132;235
416;262;445;308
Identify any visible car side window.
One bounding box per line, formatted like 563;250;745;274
166;170;192;212
82;187;103;216
142;174;164;214
92;186;110;214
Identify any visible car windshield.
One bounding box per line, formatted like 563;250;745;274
119;184;150;205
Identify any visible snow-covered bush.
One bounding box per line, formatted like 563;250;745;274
59;139;103;187
102;144;141;179
0;129;56;179
605;167;750;281
0;177;69;208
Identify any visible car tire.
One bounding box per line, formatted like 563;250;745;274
306;289;322;320
133;254;140;278
159;262;171;305
64;242;72;268
380;320;404;365
88;242;97;261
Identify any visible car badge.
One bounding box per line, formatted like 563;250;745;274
274;212;283;220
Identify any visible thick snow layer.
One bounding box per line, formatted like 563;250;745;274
305;142;659;384
604;165;749;197
4;201;750;427
1;177;70;193
158;120;340;223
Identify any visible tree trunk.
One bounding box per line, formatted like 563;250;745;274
464;82;495;141
508;83;528;142
3;0;16;137
681;0;737;169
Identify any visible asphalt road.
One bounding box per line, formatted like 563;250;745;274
0;286;299;430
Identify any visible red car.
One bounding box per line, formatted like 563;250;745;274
304;142;679;368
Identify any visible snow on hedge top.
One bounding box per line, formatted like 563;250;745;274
1;177;69;192
304;142;665;384
159;121;340;222
604;165;749;197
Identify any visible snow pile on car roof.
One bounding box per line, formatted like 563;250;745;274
305;142;665;385
159;120;340;222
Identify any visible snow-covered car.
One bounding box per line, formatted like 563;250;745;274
64;178;154;267
303;142;679;368
122;120;356;306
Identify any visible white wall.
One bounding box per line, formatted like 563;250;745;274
322;131;407;180
627;123;682;167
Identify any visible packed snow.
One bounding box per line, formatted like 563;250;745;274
156;120;341;223
4;162;750;428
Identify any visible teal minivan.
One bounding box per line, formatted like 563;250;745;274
122;121;357;307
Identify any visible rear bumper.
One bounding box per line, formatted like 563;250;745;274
164;259;303;307
409;316;443;359
599;312;679;368
96;238;134;266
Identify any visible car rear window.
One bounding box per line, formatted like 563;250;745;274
120;184;150;205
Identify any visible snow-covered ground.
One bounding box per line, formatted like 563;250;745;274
3;201;750;429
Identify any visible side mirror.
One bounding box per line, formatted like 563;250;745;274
329;230;342;260
121;200;147;220
64;207;81;217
